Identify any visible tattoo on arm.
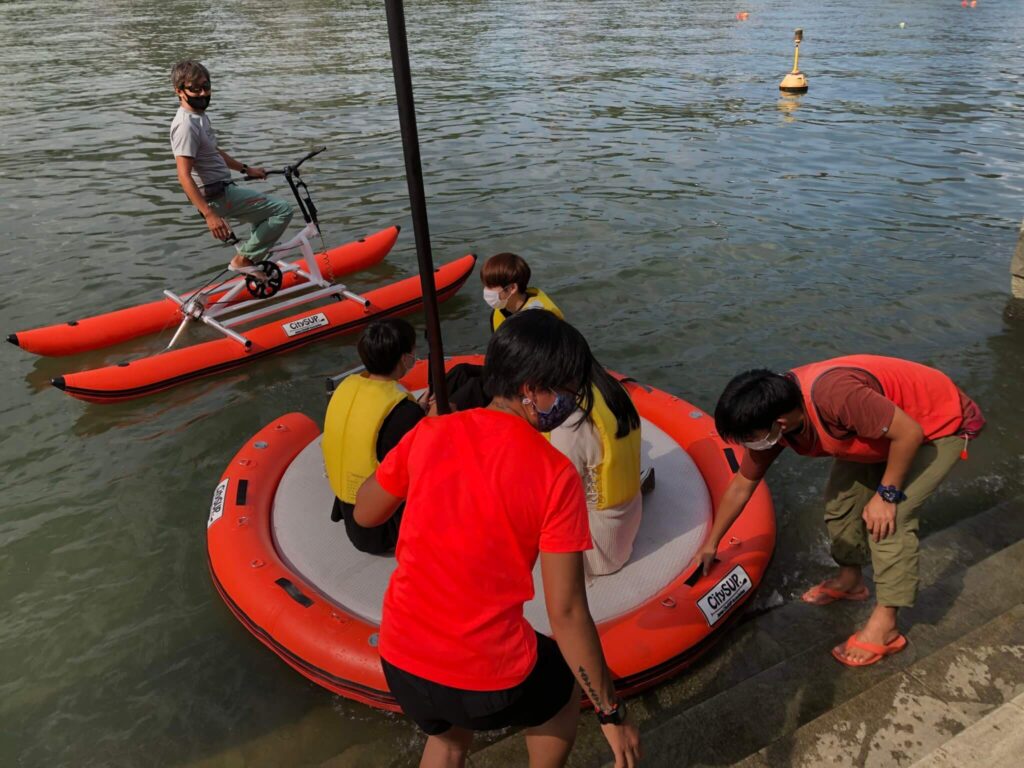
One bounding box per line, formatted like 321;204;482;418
578;665;605;711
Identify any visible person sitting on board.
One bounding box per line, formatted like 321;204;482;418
322;318;425;555
354;311;641;768
447;251;564;411
169;60;293;279
696;355;985;668
482;251;563;332
550;365;650;577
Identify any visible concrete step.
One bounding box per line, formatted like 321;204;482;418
908;693;1024;768
731;602;1024;768
469;496;1024;768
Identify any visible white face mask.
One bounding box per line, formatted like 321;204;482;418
483;288;508;310
741;423;784;451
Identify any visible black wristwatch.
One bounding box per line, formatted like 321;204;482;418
596;700;626;725
241;163;249;176
876;485;907;504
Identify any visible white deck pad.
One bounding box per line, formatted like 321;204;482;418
272;417;712;634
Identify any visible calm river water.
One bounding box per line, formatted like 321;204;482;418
2;1;1023;766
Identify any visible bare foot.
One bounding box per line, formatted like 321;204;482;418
833;606;900;664
820;575;863;593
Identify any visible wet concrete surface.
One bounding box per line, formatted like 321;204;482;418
470;499;1024;768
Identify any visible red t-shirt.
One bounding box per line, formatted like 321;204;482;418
375;408;591;691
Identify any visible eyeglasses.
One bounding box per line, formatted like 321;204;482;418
184;81;211;94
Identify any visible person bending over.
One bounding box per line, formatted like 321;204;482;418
447;251;564;411
169;60;293;277
698;355;984;667
323;318;424;554
550;366;647;576
355;311;641;768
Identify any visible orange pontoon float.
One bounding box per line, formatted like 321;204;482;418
207;356;776;711
9;225;400;358
51;256;476;403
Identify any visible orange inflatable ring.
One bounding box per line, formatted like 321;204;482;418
207;355;776;710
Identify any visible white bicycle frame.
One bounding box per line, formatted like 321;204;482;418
162;221;370;350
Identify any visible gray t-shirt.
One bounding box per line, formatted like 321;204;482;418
169;106;231;189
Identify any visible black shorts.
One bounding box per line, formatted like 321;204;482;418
381;632;576;735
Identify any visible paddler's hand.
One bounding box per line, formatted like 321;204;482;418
601;718;642;768
862;495;897;542
244;165;268;180
205;212;232;241
690;540;720;577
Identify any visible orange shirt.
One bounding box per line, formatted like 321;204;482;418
740;364;984;478
376;409;591;690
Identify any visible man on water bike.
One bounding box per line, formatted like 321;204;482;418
168;60;293;278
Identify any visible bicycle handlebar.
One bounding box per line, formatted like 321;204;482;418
265;145;327;177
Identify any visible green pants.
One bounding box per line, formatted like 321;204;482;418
209;183;293;261
823;436;963;608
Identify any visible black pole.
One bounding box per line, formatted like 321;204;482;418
384;0;451;414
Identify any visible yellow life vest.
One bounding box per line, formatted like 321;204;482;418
490;288;564;332
322;374;413;504
590;386;642;509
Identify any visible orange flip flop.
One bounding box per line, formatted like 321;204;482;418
831;633;907;667
801;581;870;605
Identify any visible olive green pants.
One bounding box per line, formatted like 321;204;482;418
823;436;963;608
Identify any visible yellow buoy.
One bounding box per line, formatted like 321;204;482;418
779;28;808;93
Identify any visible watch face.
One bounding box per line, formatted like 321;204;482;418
881;489;899;503
598;702;626;724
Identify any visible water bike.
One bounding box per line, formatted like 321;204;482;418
206;356;776;711
8;147;477;403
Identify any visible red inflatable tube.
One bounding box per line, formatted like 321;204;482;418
207;357;776;711
52;254;477;403
9;226;400;357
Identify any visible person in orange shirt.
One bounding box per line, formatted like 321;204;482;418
698;356;984;667
355;311;641;768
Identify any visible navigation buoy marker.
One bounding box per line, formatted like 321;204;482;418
779;28;808;94
736;11;750;21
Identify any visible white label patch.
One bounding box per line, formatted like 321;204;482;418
282;312;329;337
208;478;229;528
697;565;752;626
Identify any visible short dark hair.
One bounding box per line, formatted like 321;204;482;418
171;60;210;91
481;252;531;293
483;311;595;418
357;318;416;375
714;369;803;443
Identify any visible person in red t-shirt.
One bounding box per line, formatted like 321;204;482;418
355;311;641;768
695;356;984;669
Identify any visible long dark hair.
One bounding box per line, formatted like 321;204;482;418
592;365;640;438
483;310;595;418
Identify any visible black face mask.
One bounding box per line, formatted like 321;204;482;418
184;93;210;111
